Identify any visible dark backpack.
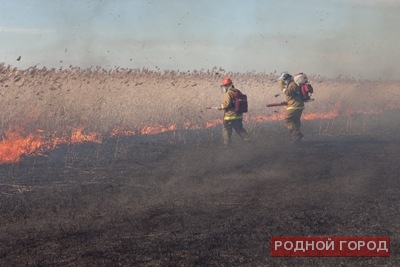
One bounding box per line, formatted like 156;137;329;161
233;90;248;113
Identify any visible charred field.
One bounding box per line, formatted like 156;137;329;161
1;66;400;266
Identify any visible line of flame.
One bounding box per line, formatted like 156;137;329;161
0;103;399;164
0;127;101;164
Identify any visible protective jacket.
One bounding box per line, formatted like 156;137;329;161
283;80;305;110
221;85;243;120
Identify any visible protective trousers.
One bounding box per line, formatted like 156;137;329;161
223;119;251;145
284;109;304;141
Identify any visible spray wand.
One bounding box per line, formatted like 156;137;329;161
205;106;222;110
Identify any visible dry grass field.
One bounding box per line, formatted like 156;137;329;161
1;64;400;266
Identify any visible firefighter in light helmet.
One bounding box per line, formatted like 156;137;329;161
218;77;251;145
278;72;307;143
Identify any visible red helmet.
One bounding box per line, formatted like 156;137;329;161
221;77;232;86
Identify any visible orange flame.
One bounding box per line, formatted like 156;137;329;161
1;104;399;164
204;119;222;128
141;124;177;135
0;128;45;163
0;127;101;164
71;128;101;143
110;128;136;137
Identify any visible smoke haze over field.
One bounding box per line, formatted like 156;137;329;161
0;0;399;80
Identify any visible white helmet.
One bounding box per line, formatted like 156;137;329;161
294;73;308;86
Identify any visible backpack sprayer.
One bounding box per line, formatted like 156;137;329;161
206;90;248;112
266;83;314;108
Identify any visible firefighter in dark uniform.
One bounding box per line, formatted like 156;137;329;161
278;72;308;143
218;77;251;145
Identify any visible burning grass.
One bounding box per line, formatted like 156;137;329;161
1;64;400;266
1;63;400;163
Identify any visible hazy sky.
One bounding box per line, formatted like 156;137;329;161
0;0;399;79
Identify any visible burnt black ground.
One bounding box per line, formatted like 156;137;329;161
1;111;400;266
